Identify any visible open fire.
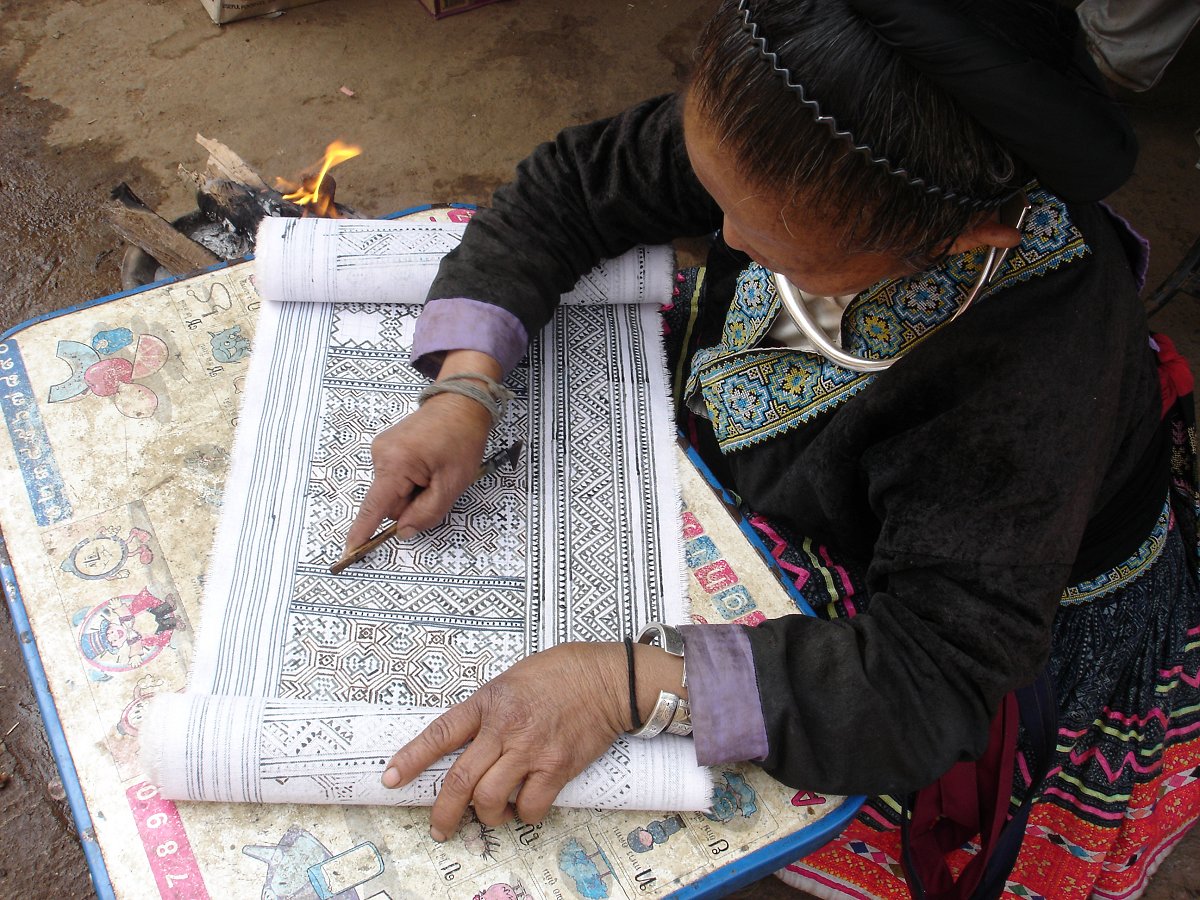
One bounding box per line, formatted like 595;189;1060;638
109;136;364;290
277;140;362;219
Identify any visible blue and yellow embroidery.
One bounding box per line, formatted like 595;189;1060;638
1060;497;1171;605
686;189;1091;454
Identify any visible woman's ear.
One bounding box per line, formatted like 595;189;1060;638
946;217;1023;255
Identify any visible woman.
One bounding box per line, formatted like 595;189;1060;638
354;1;1200;897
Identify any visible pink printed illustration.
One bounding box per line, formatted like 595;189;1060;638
472;882;528;900
127;781;209;898
791;791;828;807
72;587;181;675
48;327;168;419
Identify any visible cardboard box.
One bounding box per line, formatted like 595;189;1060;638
416;0;506;18
200;0;328;24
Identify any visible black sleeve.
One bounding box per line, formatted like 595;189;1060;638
427;93;723;339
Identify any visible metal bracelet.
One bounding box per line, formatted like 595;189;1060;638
627;690;680;740
630;622;692;736
416;373;514;427
636;622;685;657
665;697;692;736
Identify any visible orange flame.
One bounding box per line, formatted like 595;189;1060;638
278;140;361;217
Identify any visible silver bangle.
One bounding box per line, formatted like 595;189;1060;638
627;622;692;739
637;622;685;657
629;691;679;739
416;373;514;428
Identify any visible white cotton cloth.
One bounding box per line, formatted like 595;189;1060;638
142;224;705;810
254;216;677;307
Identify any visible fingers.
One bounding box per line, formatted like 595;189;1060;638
344;476;413;550
345;400;489;551
383;705;480;790
514;771;570;826
431;747;519;837
396;476;467;535
427;738;503;841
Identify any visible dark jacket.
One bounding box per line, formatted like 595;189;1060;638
428;93;1163;795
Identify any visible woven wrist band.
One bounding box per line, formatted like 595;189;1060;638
417;373;514;427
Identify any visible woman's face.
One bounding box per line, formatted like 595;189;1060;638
682;93;916;296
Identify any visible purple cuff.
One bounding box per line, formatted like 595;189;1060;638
679;624;769;765
410;298;530;378
1099;201;1151;294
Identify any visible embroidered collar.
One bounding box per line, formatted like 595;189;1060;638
686;188;1090;453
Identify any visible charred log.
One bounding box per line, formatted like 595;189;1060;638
104;183;220;275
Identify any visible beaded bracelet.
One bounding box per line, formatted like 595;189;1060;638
417;373;514;428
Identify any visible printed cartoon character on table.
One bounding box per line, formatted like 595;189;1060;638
209;325;251;363
557;837;614;900
627;815;685;853
116;673;168;738
106;673;170;776
73;587;181;676
60;525;154;581
244;827;384;900
705;771;759;823
47;326;168;419
471;882;529;900
458;809;501;860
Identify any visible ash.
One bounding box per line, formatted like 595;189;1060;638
189;220;253;261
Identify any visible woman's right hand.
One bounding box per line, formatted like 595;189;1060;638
345;351;503;551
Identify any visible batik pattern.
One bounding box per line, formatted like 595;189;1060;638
153;256;705;809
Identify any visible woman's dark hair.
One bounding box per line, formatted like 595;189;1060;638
691;0;1079;263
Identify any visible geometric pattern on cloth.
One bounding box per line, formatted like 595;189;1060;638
172;278;694;806
685;188;1091;453
1060;496;1171;605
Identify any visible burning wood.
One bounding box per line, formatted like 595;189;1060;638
276;139;361;219
104;183;221;274
194;133;269;191
112;136;363;289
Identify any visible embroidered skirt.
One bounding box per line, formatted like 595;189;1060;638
773;511;1200;900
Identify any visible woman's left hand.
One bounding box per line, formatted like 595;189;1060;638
382;642;629;840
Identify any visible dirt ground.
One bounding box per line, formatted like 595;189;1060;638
0;1;1198;898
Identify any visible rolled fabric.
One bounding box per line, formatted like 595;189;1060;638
254;216;677;307
141;694;712;811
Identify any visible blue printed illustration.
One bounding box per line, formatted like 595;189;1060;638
0;339;71;525
557;837;614;899
712;584;757;619
685;535;719;569
243;826;384;900
60;526;154;581
209;324;251;363
705;771;759;823
91;327;135;355
627;815;684;853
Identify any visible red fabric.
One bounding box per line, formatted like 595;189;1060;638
1153;333;1194;418
902;692;1020;900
